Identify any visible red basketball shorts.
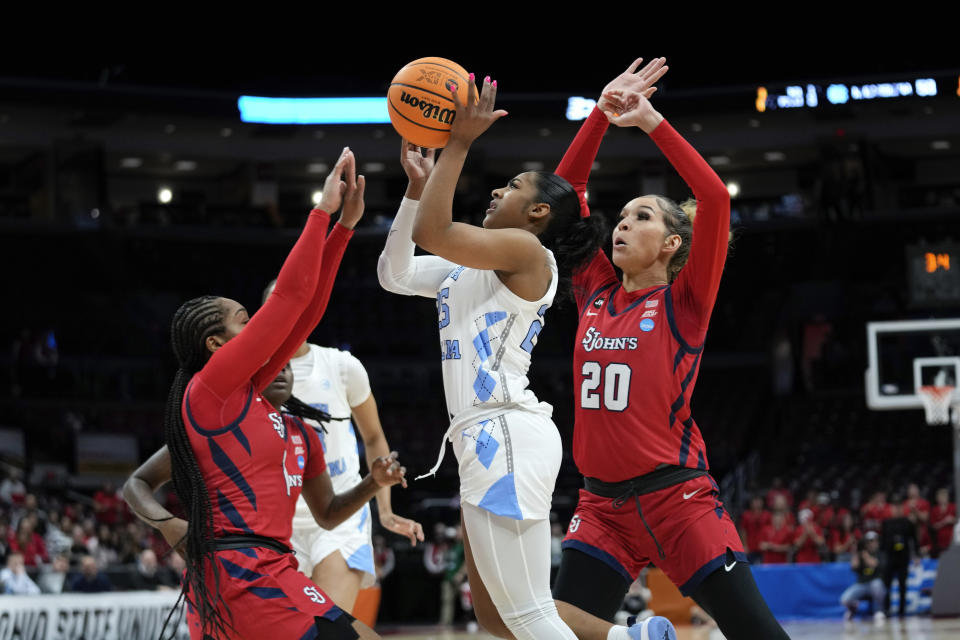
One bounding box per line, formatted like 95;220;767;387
185;548;344;640
562;473;746;596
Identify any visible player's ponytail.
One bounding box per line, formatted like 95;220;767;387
282;394;350;432
658;196;733;283
533;171;607;305
162;295;233;639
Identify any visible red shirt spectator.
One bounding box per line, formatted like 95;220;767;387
758;513;794;564
793;510;824;563
931;488;956;552
861;492;893;532
739;497;771;554
765;478;793;510
93;483;124;526
903;483;931;522
830;513;861;558
8;520;48;567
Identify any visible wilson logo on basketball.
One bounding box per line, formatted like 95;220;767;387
416;69;443;85
399;91;456;125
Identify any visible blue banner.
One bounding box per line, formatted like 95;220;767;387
751;560;938;619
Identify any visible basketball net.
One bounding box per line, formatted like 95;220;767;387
918;385;956;425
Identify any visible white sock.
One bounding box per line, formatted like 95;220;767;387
607;625;631;640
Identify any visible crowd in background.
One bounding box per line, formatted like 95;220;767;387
0;471;183;595
738;478;956;565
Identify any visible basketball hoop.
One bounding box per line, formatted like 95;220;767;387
918;385;955;425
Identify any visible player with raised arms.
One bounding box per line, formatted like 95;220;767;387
126;148;405;640
378;62;675;640
542;62;792;640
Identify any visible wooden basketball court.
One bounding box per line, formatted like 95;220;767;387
378;616;960;639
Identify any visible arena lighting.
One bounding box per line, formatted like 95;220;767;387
157;187;172;204
311;190;324;206
726;181;740;198
120;157;142;169
931;140;951;150
307;163;328;174
238;96;390;125
763;78;939;110
566;97;597;121
174;160;197;171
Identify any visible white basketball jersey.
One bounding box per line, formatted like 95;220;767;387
289;344;371;529
437;249;558;426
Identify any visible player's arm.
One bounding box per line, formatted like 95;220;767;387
378;140;460;298
197;151;354;400
556;57;666;218
352;392;424;546
605;90;730;335
301;453;408;530
121;446;187;556
413;76;545;275
253;176;362;390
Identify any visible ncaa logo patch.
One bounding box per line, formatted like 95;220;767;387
639;318;655;332
297;455;305;469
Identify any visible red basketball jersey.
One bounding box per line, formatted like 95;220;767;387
184;383;326;543
559;116;730;482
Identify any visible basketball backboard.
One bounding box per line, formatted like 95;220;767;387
865;318;960;410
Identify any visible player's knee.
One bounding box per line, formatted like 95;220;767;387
501;598;559;635
474;598;515;639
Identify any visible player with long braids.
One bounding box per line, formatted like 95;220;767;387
133;149;405;640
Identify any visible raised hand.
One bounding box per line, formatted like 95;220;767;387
317;147;356;214
598;57;668;108
340;171;366;229
371;451;408;489
448;74;508;147
400;139;436;199
380;511;426;546
601;90;664;133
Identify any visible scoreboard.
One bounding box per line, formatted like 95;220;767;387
907;242;960;307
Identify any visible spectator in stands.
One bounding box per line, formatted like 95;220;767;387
880;502;917;618
92;523;119;568
423;522;450;576
793;508;825;563
839;532;884;625
44;511;71;558
797;489;820;521
861;491;892;533
770;493;796;527
831;511;861;563
902;483;930;522
372;535;395;586
0;551;40;595
68;524;90;562
8;516;48;567
37;553;70;594
930;487;956;555
14;494;47;535
129;549;177;591
68;555;112;593
765;477;793;510
0;470;26;507
93;482;124;526
739;495;770;564
819;492;848;532
758;511;793;564
0;516;9;563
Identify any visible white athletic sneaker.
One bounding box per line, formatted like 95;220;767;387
627;616;677;640
874;610;886;627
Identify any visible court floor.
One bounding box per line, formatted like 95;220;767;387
380;616;960;639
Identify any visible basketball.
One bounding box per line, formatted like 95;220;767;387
388;57;471;149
